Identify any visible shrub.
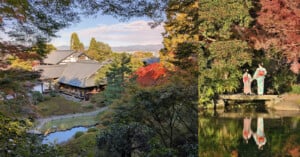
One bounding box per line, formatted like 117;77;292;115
32;91;44;105
87;127;98;133
291;84;300;94
49;91;57;97
74;131;84;139
83;104;94;110
43;95;51;101
90;94;106;107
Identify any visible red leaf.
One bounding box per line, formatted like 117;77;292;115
135;63;168;86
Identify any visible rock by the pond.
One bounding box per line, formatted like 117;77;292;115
273;103;300;111
273;94;300;111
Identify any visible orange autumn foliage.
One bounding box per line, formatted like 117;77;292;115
135;63;168;86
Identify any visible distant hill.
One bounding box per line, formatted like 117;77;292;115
56;44;163;53
56;45;70;50
111;44;163;53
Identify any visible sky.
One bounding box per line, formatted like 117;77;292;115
50;15;165;47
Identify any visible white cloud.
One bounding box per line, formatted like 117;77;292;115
51;20;164;47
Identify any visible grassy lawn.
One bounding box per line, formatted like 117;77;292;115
36;96;95;117
38;109;107;133
40;114;99;132
61;131;98;157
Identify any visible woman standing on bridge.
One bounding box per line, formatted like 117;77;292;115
243;69;252;95
253;63;267;95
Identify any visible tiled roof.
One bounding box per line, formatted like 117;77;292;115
58;60;112;88
72;52;84;58
43;50;75;64
143;57;160;65
34;64;67;80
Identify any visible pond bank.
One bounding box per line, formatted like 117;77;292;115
213;109;300;118
273;93;300;111
212;93;300;111
28;106;108;134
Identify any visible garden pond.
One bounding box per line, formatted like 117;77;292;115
42;126;89;144
199;105;300;157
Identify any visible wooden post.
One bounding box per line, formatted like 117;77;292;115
41;82;44;93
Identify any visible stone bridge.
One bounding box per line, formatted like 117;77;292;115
217;94;282;108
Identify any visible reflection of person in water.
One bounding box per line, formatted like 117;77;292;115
253;117;267;150
243;117;252;143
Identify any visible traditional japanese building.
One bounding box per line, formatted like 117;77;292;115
34;50;111;100
33;64;66;93
57;61;108;100
43;50;91;65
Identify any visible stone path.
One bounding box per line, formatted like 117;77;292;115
28;106;108;134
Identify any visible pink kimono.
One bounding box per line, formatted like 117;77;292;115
243;72;252;94
243;118;252;143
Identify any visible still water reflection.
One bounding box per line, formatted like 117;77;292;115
42;127;88;144
199;108;300;157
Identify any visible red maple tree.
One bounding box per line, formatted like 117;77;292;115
250;0;300;73
135;63;168;86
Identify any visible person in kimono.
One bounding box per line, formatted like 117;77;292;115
243;117;252;143
253;63;267;95
253;117;267;150
243;69;252;95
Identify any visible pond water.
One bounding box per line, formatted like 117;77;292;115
42;126;88;144
199;106;300;157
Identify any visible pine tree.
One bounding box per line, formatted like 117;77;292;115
101;53;131;105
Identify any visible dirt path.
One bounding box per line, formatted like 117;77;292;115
29;106;108;134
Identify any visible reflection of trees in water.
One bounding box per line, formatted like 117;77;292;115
198;115;300;157
199;117;240;157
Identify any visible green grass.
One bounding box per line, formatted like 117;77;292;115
74;131;85;139
40;114;99;132
39;110;107;133
36;96;95;117
291;84;300;94
61;131;98;157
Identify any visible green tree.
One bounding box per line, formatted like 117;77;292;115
97;68;198;156
70;32;84;51
251;47;297;94
99;53;131;106
163;1;199;52
195;0;254;108
88;38;97;51
130;52;153;71
0;1;80;46
0;114;62;156
86;38;112;62
46;44;57;52
97;122;154;157
79;43;85;51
